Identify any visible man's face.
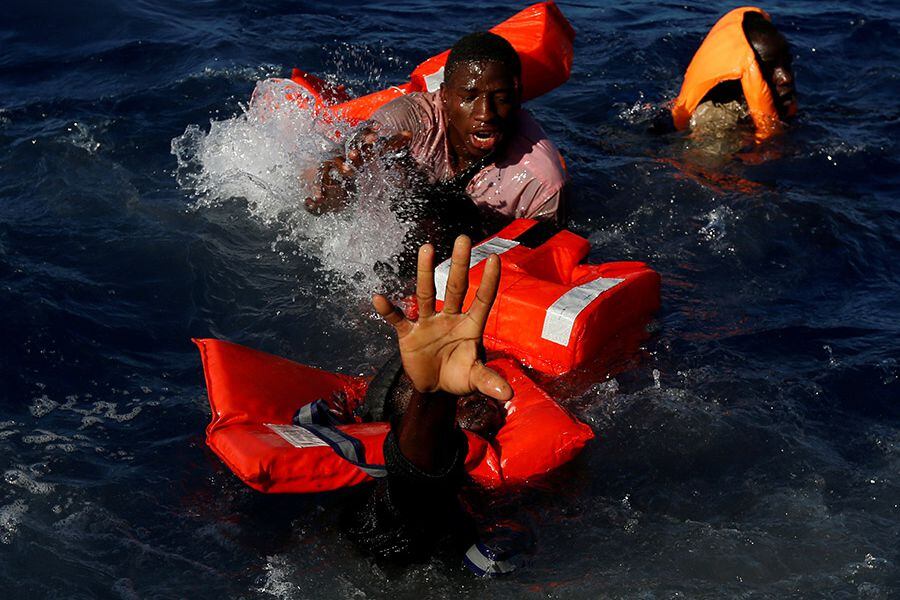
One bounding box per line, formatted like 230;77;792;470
748;30;797;119
440;60;520;168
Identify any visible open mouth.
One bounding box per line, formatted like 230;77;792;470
469;130;501;153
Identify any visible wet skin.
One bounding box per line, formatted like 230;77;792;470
306;60;521;214
387;372;507;439
373;236;512;472
439;61;521;172
747;29;797;119
455;392;506;439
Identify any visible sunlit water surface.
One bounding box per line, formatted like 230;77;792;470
1;0;898;597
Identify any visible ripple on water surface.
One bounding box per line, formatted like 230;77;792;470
1;0;899;598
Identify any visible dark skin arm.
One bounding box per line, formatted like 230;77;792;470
372;235;512;471
305;127;412;215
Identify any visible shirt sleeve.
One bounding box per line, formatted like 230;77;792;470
369;95;429;137
518;178;567;226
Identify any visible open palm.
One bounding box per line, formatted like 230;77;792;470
372;236;512;402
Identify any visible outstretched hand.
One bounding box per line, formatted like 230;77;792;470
372;235;512;402
304;127;412;215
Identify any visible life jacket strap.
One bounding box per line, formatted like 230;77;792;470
292;400;388;478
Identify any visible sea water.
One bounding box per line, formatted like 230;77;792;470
1;1;898;597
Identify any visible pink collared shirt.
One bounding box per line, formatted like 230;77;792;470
370;91;566;223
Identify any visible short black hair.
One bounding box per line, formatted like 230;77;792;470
444;31;522;81
742;11;781;45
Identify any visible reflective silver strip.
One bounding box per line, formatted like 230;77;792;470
423;66;445;92
464;544;517;577
541;278;624;346
265;424;329;448
295;403;313;424
434;237;519;302
301;424;387;478
304;424;362;462
357;464;387;478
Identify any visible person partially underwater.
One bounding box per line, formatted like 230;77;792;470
657;6;798;191
341;235;513;561
304;31;568;272
671;6;797;141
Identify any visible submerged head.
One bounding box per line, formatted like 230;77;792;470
440;31;522;169
456;392;506;439
389;372;507;439
743;12;796;119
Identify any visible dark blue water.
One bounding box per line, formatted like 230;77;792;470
2;0;899;597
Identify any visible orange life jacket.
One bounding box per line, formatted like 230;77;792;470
671;7;783;139
405;219;661;375
195;338;594;494
279;1;575;127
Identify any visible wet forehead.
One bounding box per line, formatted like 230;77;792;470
445;61;517;91
749;31;790;64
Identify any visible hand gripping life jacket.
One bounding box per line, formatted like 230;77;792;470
195;338;593;494
413;219;661;375
274;1;575;127
671;7;786;140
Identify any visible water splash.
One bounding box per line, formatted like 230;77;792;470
172;78;411;295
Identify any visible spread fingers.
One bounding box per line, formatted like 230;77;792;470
372;294;412;338
442;235;472;315
415;244;436;319
466;253;500;328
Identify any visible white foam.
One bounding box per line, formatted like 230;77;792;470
22;430;78;453
0;500;28;545
172;78;411;296
75;402;142;429
257;554;301;599
4;468;54;495
29;395;58;418
65;121;102;154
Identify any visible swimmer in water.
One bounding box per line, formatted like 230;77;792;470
343;235;512;560
359;351;506;439
305;32;568;264
671;7;797;138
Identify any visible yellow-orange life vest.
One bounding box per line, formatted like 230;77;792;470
671;7;783;139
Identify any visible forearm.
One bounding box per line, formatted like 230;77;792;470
395;389;459;473
304;157;357;215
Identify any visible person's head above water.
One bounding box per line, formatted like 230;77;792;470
671;7;797;138
440;31;522;170
742;12;796;119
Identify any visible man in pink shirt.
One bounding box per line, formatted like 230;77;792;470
306;32;568;238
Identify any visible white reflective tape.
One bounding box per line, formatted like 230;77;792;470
541;277;624;346
434;237;519;302
265;424;329;448
464;544;517;577
423;66;445;92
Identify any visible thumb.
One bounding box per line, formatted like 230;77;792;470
469;362;513;402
